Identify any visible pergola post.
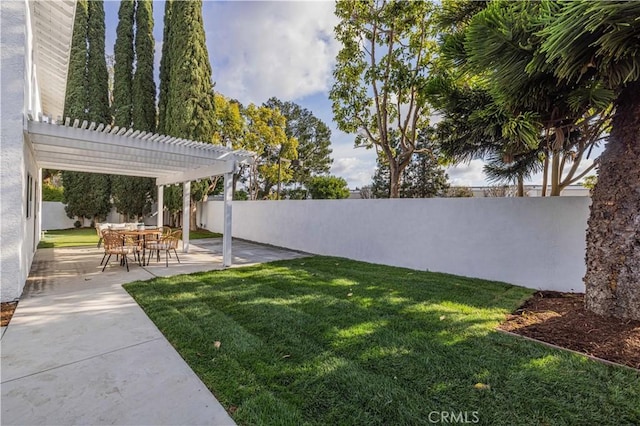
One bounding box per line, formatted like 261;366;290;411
222;171;233;267
156;184;164;228
37;168;43;243
182;181;190;253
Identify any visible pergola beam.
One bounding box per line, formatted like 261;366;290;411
156;161;235;186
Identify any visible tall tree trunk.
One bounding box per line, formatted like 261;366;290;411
584;81;640;321
550;152;561;196
541;152;548;197
389;162;401;198
517;174;524;197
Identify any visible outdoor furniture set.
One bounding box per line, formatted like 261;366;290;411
96;223;181;271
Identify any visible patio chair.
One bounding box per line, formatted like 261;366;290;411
146;229;182;267
95;223;104;248
101;230;136;272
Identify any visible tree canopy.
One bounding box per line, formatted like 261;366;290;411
307;176;350;200
331;0;438;198
264;98;333;187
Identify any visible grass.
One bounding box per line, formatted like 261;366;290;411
38;228;98;248
124;256;640;425
38;227;221;248
189;228;222;239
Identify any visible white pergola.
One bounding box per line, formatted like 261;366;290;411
28;116;254;266
25;0;252;267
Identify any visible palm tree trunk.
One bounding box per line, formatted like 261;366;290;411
584;81;640;320
541;152;549;197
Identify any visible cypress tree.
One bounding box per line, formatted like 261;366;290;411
86;0;111;123
132;0;157;133
63;0;88;120
157;0;174;135
163;0;215;142
112;0;157;219
113;0;134;128
157;0;216;228
62;0;111;223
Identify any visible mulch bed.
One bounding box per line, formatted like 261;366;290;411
1;302;18;327
499;291;640;370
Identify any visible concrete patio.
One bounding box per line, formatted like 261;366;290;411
1;238;308;425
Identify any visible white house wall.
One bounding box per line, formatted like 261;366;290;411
200;198;590;293
1;0;40;302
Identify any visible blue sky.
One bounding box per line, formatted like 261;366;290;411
103;1;596;189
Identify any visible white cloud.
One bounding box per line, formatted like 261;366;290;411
445;160;487;187
330;143;377;189
204;1;340;104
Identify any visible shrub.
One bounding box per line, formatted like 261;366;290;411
74;220;82;228
307;176;350;199
42;182;64;202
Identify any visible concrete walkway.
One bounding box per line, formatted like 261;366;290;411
1;239;307;425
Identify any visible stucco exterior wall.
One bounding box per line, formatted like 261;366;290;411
1;1;36;302
200;198;590;293
41;202;161;230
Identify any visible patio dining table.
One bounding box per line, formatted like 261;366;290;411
118;229;162;266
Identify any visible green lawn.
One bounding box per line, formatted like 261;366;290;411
124;256;640;425
189;228;222;239
38;228;98;248
38;227;220;248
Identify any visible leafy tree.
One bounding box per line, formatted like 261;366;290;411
264;98;333;187
371;158;391;198
307;176;350;200
402;150;449;198
242;104;298;200
370;141;449;198
42;182;64;202
157;0;218;227
62;0;112;222
531;0;640;320
331;0;438;198
213;94;246;196
213;93;244;148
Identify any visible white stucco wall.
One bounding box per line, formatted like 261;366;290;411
1;1;39;302
41;202;161;230
200;198;590;292
41;202;78;230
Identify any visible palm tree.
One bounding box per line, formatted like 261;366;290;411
433;1;610;197
532;1;640;320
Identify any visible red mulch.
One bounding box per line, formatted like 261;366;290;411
1;302;18;327
499;291;640;370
